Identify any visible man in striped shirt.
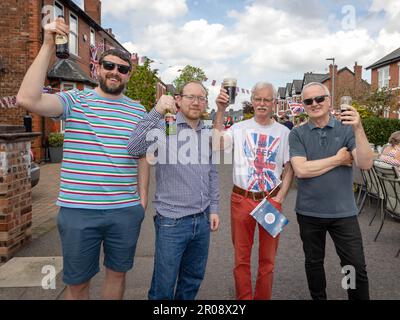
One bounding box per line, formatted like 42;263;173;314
128;81;220;300
16;18;149;300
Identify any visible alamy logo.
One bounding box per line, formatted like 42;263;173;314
41;265;56;290
341;265;356;290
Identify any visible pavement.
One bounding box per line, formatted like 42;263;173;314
0;162;399;300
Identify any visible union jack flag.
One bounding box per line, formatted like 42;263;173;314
289;102;304;116
243;133;281;192
90;45;98;80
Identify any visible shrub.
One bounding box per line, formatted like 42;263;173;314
362;117;400;146
48;132;64;147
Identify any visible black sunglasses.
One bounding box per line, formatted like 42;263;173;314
101;61;131;74
303;95;328;106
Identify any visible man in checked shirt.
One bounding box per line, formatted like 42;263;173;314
127;81;220;300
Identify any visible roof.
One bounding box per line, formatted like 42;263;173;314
285;83;292;96
277;87;286;99
303;72;329;85
166;84;176;94
292;80;303;94
366;47;400;70
47;59;97;85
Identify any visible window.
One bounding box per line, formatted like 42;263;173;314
54;1;64;19
60;82;76;132
90;28;96;47
69;13;78;56
378;66;390;89
398;63;400;88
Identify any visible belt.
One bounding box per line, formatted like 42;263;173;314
232;185;280;201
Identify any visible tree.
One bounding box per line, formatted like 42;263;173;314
242;101;253;115
173;65;207;93
363;88;397;117
126;59;158;112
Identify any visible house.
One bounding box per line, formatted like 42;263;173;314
276;87;286;115
366;47;400;119
291;80;303;103
0;0;133;161
322;63;370;110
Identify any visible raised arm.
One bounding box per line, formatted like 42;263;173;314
212;87;232;151
16;18;69;117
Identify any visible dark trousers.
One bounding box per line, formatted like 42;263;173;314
296;214;370;300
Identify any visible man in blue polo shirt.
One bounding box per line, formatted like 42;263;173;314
289;82;374;300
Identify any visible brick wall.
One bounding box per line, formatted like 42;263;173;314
0;127;40;261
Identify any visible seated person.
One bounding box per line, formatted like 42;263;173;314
378;131;400;171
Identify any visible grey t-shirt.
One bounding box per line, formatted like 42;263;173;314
289;117;357;218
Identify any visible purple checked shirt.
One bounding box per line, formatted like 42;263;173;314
127;108;219;218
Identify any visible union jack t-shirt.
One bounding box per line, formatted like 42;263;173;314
226;118;290;192
55;89;146;209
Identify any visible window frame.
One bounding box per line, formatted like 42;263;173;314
69;12;79;56
54;1;64;19
378;66;390;89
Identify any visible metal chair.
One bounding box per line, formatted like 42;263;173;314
358;166;384;227
373;161;400;257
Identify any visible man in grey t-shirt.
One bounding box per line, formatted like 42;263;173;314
289;82;374;300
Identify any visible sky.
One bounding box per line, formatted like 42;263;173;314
74;0;400;110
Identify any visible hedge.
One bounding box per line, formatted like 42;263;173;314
362;117;400;146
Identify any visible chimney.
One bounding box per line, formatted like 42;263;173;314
84;0;101;25
354;61;363;96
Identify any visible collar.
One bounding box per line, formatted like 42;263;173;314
176;111;204;131
307;115;336;130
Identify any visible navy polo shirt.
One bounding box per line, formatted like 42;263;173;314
289;117;358;218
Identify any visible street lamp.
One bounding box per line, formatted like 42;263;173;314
326;58;335;110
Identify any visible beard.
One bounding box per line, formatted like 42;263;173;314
98;74;126;95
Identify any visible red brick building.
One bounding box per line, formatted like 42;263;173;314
366;47;400;119
0;0;134;161
322;62;370;111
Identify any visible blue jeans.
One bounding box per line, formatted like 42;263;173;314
148;208;211;300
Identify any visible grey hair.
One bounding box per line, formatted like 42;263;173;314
251;82;277;100
301;82;330;100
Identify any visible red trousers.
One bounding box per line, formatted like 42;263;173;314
230;191;281;300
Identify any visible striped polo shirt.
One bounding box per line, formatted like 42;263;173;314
55;89;146;209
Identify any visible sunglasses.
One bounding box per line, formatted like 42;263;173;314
303;95;329;106
101;61;131;74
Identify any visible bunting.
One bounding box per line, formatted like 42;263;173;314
0;96;17;109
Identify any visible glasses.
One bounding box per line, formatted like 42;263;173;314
181;95;208;104
252;97;274;104
101;61;131;74
303;95;328;106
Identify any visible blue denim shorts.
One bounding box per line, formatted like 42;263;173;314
57;205;145;285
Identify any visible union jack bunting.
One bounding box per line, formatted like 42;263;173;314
289;102;304;116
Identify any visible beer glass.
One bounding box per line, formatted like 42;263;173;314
223;78;237;105
340;96;352;123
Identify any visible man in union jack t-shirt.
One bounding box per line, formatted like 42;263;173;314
214;81;294;300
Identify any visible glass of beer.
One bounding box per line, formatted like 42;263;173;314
340;96;352;123
223;78;237;105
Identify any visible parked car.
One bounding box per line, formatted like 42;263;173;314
30;150;40;188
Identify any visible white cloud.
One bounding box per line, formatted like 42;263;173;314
110;1;400;110
102;0;188;20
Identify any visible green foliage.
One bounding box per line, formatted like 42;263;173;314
48;132;64;147
353;101;374;119
173;65;207;93
126;59;158;111
363;88;396;117
362;117;400;146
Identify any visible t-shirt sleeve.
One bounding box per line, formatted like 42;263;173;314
54;89;79;120
289;128;307;158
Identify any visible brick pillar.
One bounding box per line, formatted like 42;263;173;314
0;125;40;262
